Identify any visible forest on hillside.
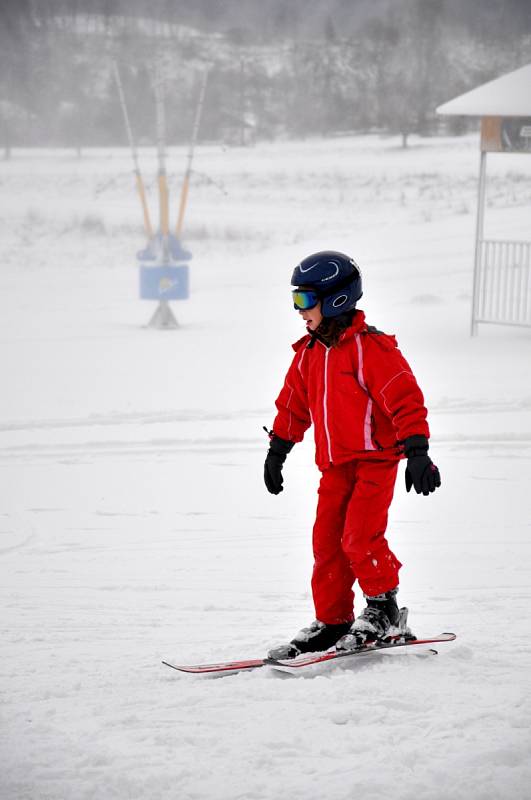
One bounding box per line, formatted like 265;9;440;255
1;0;530;152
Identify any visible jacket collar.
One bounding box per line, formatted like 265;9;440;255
291;310;367;351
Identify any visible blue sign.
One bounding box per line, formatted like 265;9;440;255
139;264;189;301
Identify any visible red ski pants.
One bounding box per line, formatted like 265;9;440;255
311;459;402;625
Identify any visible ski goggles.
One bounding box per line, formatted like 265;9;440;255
292;289;320;311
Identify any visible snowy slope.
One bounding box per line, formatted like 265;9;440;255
1;135;531;799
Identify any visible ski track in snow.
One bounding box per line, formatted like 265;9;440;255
1;136;531;799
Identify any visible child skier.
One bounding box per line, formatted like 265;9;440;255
264;250;441;659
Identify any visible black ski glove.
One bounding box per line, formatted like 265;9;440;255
263;430;295;495
403;435;441;496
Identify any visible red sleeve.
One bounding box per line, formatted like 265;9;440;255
272;347;311;443
360;333;430;442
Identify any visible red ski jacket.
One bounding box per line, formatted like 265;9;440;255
272;311;430;470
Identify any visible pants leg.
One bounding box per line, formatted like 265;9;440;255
342;459;402;598
311;462;356;624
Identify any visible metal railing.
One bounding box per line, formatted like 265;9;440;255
473;239;531;329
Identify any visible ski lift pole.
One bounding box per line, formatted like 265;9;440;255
112;60;154;240
175;68;209;238
154;65;170;261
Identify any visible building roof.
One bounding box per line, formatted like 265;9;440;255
437;63;531;117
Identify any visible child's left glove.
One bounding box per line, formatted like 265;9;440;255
263;430;295;495
403;435;441;496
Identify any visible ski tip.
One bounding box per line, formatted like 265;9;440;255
162;658;265;675
162;660;181;671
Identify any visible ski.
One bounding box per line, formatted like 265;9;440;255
162;632;456;676
162;658;265;676
265;632;456;671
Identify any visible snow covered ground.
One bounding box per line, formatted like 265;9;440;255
1;134;531;799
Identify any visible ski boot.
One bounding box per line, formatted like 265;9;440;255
336;588;412;651
267;619;352;660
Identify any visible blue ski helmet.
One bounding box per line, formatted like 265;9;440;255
291;251;362;318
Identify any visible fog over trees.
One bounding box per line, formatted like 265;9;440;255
1;0;530;153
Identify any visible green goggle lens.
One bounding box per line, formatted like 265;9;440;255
292;289;319;311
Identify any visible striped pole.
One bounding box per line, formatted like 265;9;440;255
154;62;170;260
175;68;209;238
112;60;154;240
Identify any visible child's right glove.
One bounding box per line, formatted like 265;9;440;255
403;435;441;496
263;430;294;495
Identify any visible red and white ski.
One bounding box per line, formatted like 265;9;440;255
162;632;456;676
265;632;456;671
162;658;265;676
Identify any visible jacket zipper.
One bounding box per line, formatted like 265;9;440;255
323;347;333;464
371;414;384;451
355;332;378;452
